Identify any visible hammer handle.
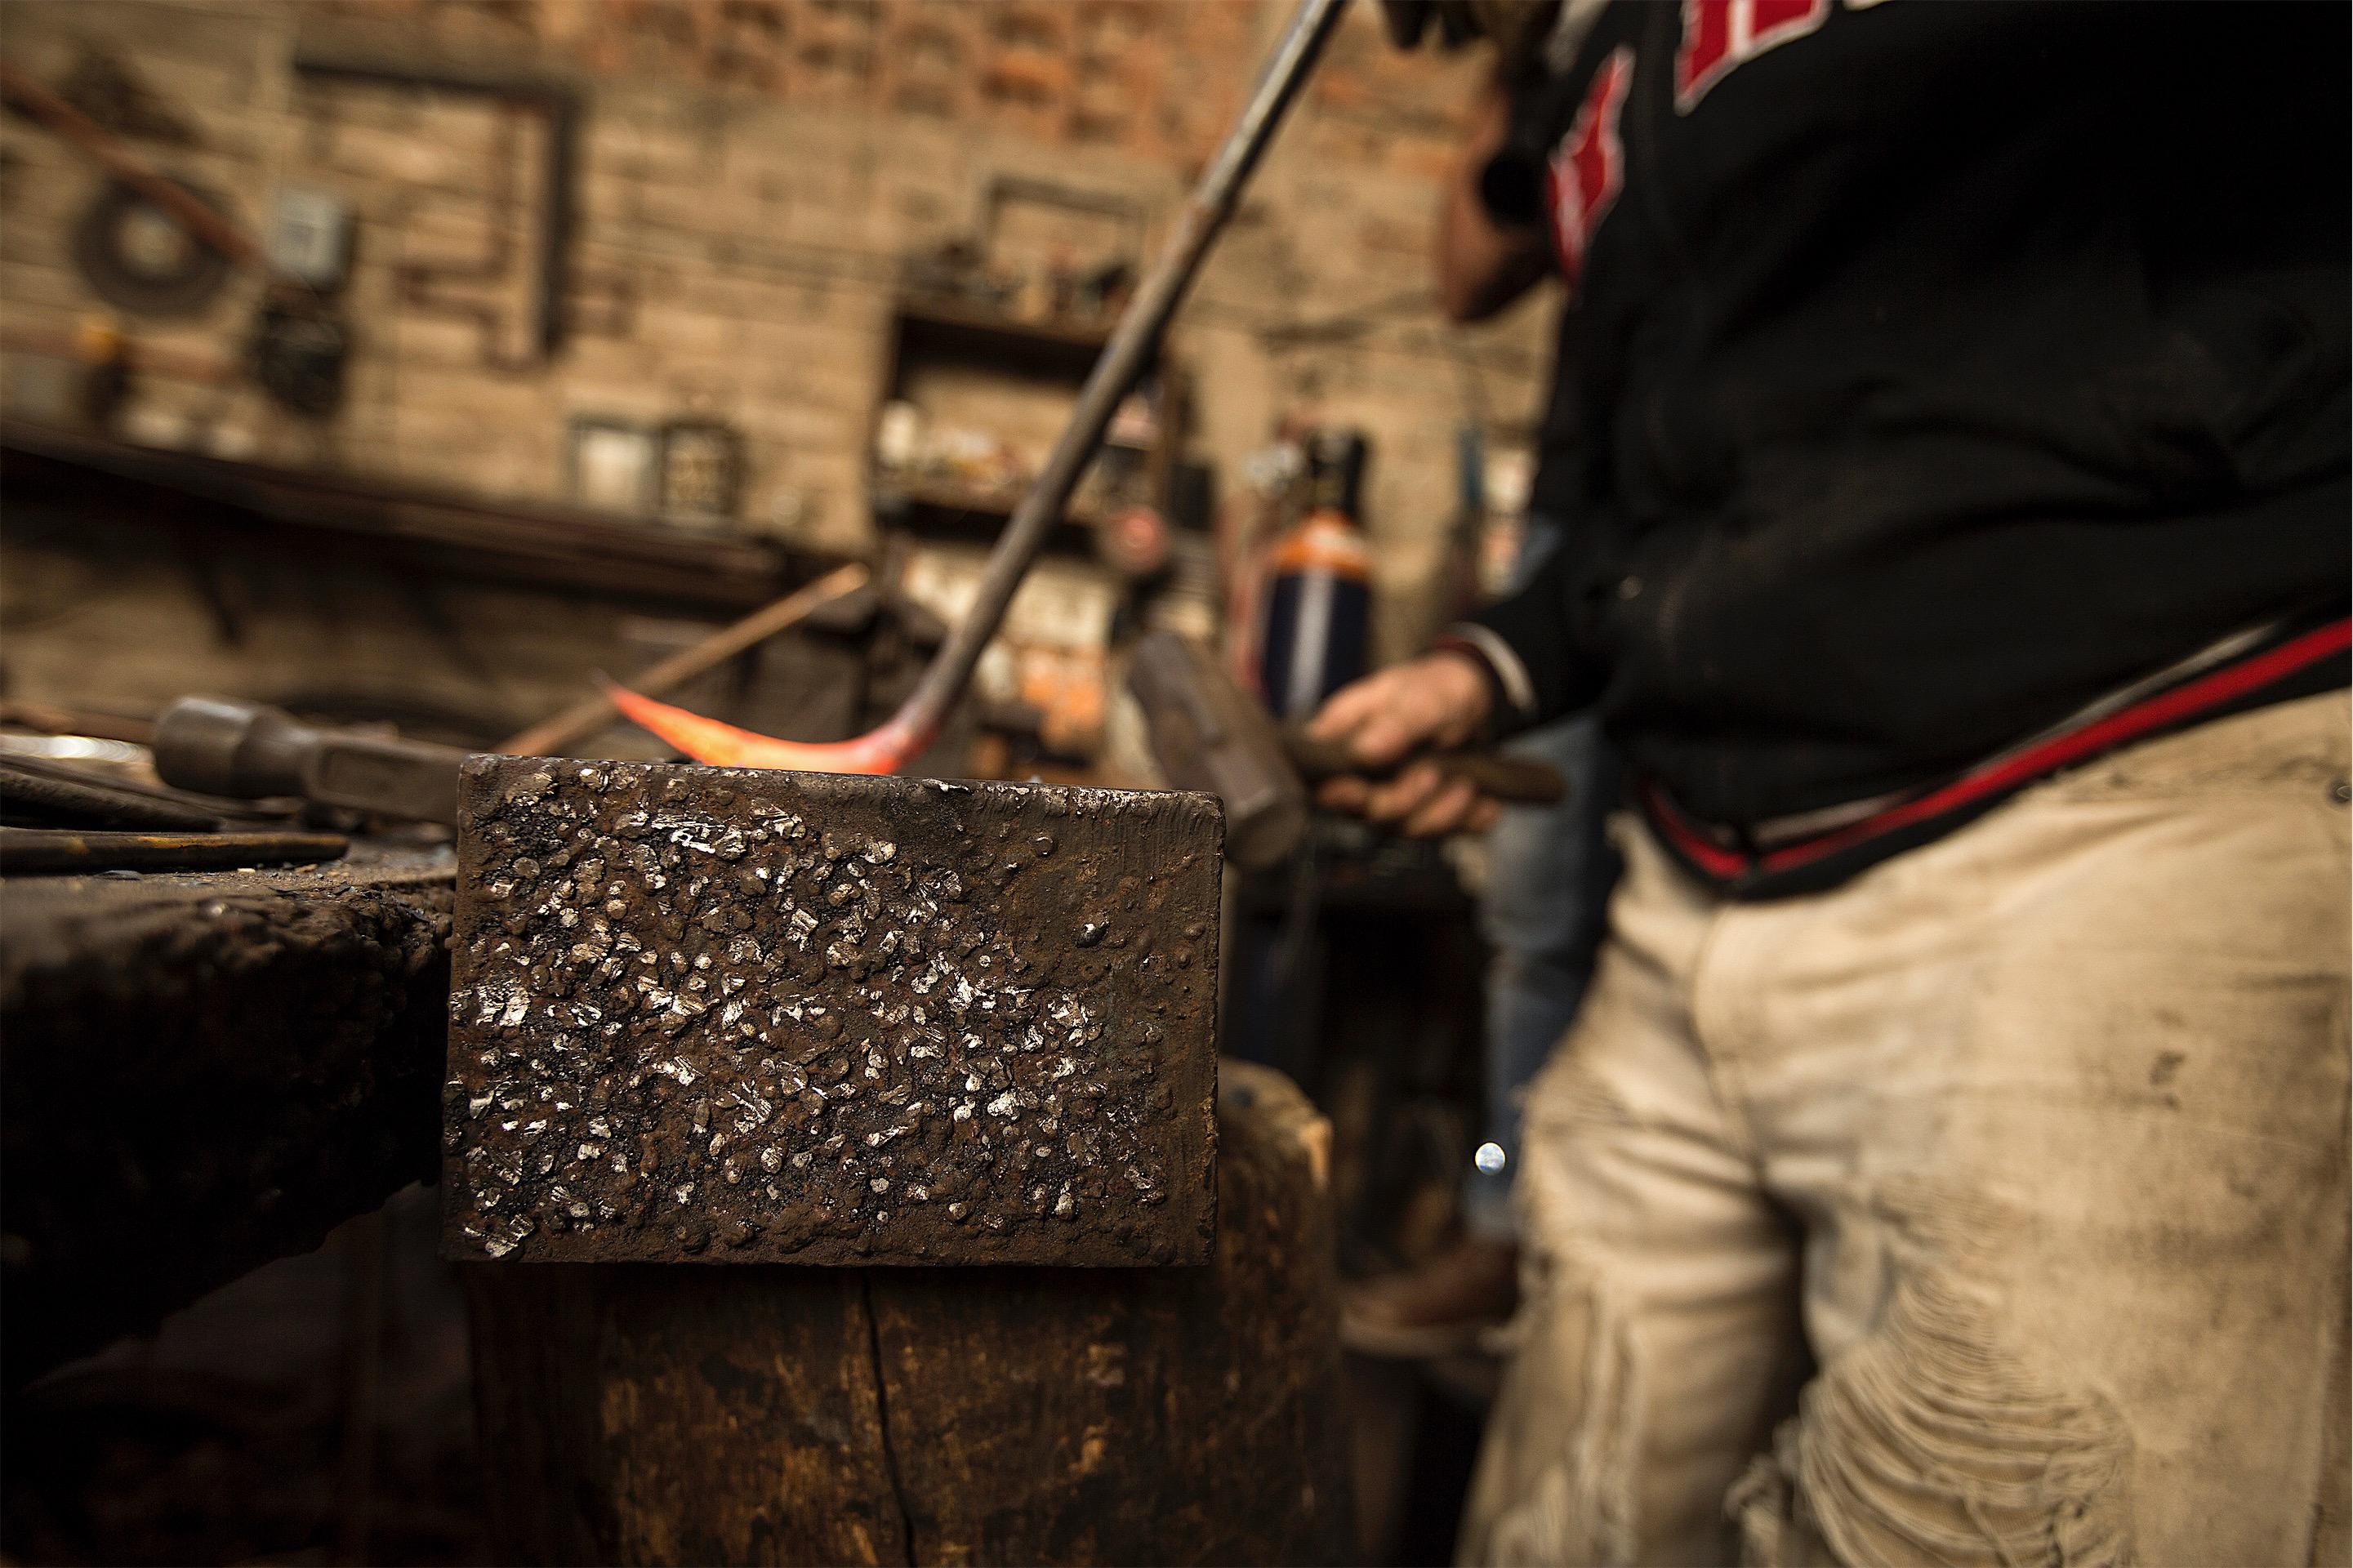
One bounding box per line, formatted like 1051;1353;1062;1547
1282;735;1566;804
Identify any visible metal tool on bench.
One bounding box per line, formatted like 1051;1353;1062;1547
0;738;354;873
0;826;349;874
1126;630;1565;870
603;0;1353;776
153;695;469;824
148;564;877;825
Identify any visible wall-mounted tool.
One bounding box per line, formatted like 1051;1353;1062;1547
1;60;264;318
1128;630;1563;870
608;0;1352;776
291;54;579;368
248;287;350;416
568;416;661;514
266;188;355;292
1;59;359;418
657;418;744;527
69;173;238;317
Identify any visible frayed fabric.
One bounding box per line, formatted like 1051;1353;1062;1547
1477;1241;1647;1567
1733;1271;2133;1568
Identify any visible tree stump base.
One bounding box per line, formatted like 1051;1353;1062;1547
465;1059;1349;1566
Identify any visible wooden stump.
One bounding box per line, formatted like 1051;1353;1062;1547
465;1060;1349;1566
2;853;451;1388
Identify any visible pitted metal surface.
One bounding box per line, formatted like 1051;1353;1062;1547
443;757;1221;1265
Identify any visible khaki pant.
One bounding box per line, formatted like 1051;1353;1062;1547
1460;693;2351;1568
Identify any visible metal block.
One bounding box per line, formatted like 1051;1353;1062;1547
443;756;1222;1266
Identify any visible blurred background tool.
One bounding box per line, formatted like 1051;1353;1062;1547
1130;627;1311;870
1257;429;1374;722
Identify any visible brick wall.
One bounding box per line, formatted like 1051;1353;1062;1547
0;0;1553;664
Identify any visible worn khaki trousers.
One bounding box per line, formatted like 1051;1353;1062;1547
1459;693;2351;1568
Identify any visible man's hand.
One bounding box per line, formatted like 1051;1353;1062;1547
1306;652;1504;836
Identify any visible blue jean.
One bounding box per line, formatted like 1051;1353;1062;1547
1462;524;1623;1239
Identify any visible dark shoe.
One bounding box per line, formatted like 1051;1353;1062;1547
1341;1236;1518;1359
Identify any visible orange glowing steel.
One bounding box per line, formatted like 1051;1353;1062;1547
604;684;920;776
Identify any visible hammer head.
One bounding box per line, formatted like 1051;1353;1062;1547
1126;631;1309;871
153;695;466;824
444;756;1223;1266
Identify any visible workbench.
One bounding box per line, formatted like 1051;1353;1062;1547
0;846;455;1388
0;835;1356;1566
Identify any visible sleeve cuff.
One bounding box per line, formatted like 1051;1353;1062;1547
1433;625;1540;724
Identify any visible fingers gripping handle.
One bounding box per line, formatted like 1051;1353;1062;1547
1283;734;1566;804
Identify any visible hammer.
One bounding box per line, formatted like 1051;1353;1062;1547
152;696;468;823
1126;630;1563;870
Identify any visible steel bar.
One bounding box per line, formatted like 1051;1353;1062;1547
444;756;1223;1265
0;826;348;873
497;562;871;757
0;697;158;744
0;755;227;831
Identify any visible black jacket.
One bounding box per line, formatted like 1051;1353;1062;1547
1467;0;2349;873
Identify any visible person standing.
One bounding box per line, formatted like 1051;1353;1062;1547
1318;2;2351;1561
1344;52;1625;1353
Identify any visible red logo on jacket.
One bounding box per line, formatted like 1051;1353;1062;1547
1544;45;1634;284
1675;0;1831;112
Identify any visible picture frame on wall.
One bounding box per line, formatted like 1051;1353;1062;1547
566;416;659;515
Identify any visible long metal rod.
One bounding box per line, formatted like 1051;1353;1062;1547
893;0;1348;753
498;562;870;756
604;0;1351;776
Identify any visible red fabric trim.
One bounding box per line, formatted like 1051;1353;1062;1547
1760;617;2350;874
1642;617;2351;884
1642;777;1747;876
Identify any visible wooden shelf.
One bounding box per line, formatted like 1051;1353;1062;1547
870;288;1182;579
871;475;1108;532
891;295;1116;361
0;419;831;611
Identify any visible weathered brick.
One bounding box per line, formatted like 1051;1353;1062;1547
0;0;1552;659
443;755;1223;1266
